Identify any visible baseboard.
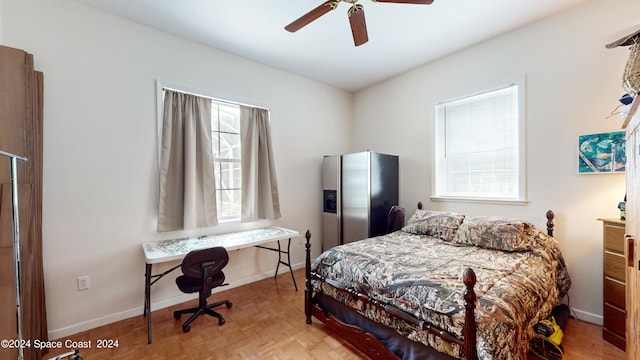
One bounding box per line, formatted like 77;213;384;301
569;307;603;326
48;261;305;340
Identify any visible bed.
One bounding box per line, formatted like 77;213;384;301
303;205;571;360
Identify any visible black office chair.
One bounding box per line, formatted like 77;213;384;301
173;247;233;333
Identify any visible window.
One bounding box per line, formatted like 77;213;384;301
433;80;526;203
157;83;244;222
211;102;242;220
157;82;279;226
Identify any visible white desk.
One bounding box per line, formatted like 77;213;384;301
142;226;299;344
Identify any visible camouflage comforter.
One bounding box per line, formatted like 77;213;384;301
311;214;571;360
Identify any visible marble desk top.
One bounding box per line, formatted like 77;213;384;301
142;226;299;264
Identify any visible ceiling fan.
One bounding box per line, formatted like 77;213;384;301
285;0;435;47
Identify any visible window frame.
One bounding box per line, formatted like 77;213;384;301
431;77;528;205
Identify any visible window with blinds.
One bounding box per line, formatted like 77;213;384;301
433;80;526;203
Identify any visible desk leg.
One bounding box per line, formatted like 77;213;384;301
275;239;297;291
142;263;180;344
144;263;152;344
274;240;282;278
285;239;298;291
255;238;298;291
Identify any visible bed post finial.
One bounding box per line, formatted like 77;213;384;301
546;210;555;237
463;268;478;360
417;202;423;210
304;230;312;324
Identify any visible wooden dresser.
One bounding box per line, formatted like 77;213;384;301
599;218;626;350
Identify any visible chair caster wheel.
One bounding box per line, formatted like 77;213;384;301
183;324;190;333
173;311;181;320
218;317;226;326
226;302;233;309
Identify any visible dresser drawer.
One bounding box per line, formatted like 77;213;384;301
600;218;626;349
604;277;626;309
603;328;626;350
604;224;625;254
604;303;626;338
604;252;626;282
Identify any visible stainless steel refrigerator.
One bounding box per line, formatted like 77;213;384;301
322;151;399;250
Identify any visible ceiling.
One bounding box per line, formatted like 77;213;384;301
73;0;589;92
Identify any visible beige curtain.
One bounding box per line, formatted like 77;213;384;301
240;106;281;222
157;90;217;231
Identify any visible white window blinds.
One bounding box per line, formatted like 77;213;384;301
434;82;525;202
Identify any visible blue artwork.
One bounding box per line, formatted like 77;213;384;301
578;131;626;173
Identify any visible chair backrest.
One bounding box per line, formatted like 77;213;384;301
386;205;405;233
181;247;229;279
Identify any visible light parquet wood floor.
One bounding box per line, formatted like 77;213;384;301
46;269;625;360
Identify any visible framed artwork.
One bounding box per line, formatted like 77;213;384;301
578;131;626;174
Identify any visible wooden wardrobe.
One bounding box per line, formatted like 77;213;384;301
0;45;47;360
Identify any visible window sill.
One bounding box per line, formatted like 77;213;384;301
430;196;528;206
217;218;240;224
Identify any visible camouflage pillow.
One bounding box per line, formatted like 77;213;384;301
451;216;535;252
405;209;431;225
402;210;466;241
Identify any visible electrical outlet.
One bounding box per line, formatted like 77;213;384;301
77;276;90;291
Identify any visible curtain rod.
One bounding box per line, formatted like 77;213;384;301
162;86;270;112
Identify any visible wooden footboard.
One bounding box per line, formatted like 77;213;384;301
304;230;478;360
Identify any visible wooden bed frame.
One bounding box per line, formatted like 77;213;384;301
304;207;556;360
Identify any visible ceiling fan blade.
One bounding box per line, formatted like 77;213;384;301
348;4;368;46
372;0;434;4
285;1;339;32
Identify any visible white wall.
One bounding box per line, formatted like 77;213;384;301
352;0;639;323
0;0;352;339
